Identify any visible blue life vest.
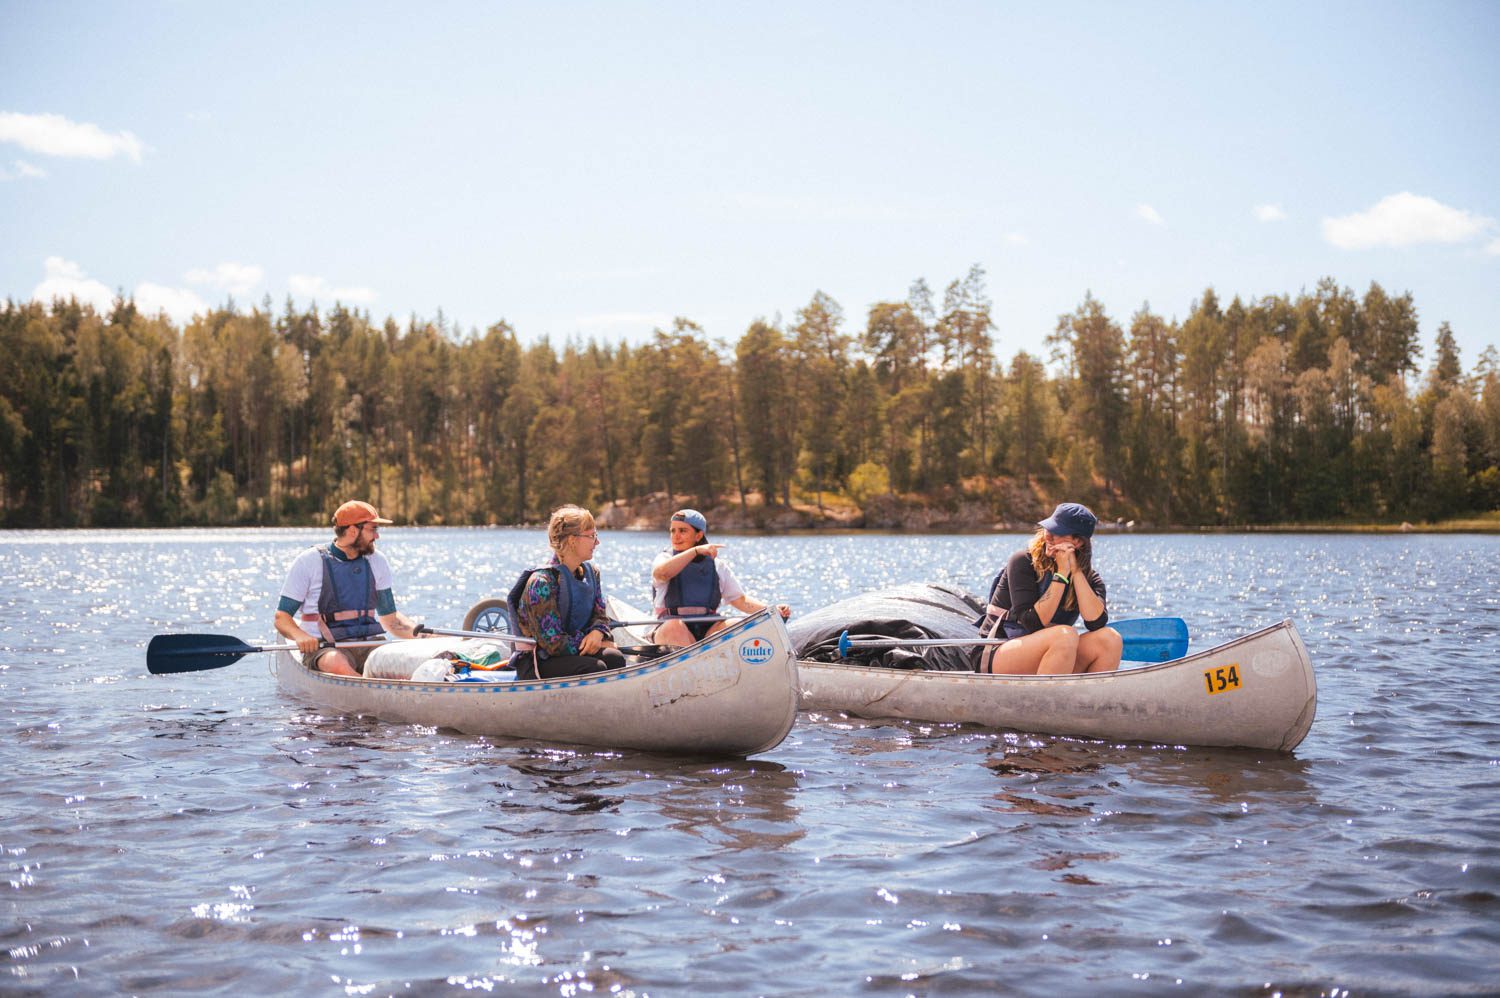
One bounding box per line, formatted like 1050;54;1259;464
558;564;597;634
506;561;601;649
317;548;385;641
663;550;721;615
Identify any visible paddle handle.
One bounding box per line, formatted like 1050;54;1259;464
837;631;1004;655
836;617;1189;663
609;615;729;627
416;625;535;645
272;639;393;653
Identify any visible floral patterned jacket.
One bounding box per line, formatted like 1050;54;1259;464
513;554;611;659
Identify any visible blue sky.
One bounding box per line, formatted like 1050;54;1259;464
3;1;1498;368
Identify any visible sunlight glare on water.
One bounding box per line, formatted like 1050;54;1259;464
2;528;1498;994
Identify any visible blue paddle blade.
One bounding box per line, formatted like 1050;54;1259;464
837;630;853;658
1113;617;1189;662
147;633;260;674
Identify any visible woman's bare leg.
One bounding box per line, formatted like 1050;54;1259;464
987;626;1079;675
653;619;694;648
1076;627;1123;673
1035;626;1082;674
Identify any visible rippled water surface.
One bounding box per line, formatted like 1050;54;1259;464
3;528;1498;995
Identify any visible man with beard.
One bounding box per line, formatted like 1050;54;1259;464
272;500;424;676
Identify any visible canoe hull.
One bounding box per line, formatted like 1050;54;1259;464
273;610;799;756
797;619;1316;752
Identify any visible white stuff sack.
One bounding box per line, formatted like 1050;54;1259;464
363;637;467;679
363;636;513;680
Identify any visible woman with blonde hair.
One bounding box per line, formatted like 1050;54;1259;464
509;505;626;680
975;502;1123;675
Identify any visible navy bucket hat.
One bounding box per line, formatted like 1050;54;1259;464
1039;502;1097;538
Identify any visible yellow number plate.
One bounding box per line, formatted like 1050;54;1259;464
1202;663;1242;696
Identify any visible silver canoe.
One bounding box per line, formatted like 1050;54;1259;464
271;607;799;756
795;619;1317;752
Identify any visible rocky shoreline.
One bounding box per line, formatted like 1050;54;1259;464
590;490;1500;534
593;484;1065;534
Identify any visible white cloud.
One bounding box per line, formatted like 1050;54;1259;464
1136;203;1165;226
32;256;115;313
1004;231;1028;245
1322;191;1492;249
289;274;377;304
135;283;208;325
31;257;208;325
0;111;144;162
1255;204;1287;222
186;262;264;296
1486;238;1500;257
0;159;46;181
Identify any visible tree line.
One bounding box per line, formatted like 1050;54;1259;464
2;267;1498;529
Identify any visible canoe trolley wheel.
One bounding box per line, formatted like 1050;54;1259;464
462;598;512;634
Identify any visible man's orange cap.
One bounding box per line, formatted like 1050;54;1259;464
332;500;393;528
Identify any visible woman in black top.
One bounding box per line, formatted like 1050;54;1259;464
976;502;1123;675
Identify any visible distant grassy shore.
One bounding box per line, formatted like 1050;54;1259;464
1213;514;1500;533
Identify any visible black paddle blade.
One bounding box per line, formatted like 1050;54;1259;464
616;643;675;660
147;633;260;674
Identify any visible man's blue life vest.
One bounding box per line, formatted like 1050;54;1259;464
506;561;600;644
317;548;386;641
663;551;721;616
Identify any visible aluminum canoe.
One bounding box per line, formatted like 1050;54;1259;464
272;607;799;756
795;618;1316;752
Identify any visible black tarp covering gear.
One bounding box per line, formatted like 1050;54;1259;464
787;583;986;672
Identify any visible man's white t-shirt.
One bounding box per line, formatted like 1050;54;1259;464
279;545;395;638
649;549;745;615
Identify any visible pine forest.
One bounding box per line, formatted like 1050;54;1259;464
3;266;1498;530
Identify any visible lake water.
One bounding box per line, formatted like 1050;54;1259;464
3;528;1498;995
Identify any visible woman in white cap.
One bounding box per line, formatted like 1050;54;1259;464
650;508;791;648
974;502;1122;675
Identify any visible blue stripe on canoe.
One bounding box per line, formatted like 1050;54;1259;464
298;613;767;694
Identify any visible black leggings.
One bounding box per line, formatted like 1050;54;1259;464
519;648;627;680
